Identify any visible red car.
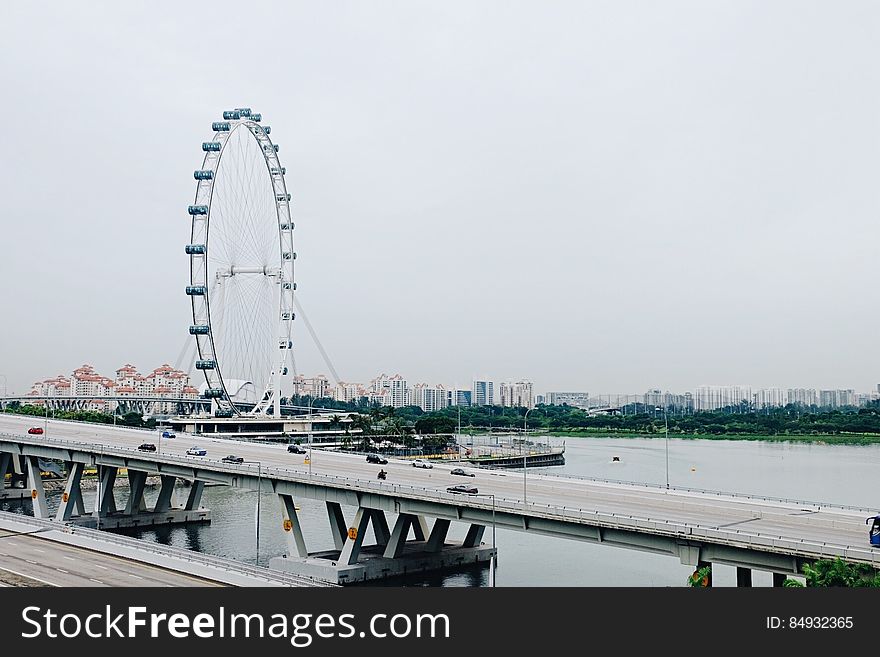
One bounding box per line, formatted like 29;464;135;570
27;427;44;435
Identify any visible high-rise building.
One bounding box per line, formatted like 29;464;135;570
448;389;472;407
548;392;589;408
753;388;787;409
693;385;753;411
499;380;534;409
389;375;408;408
472;380;494;406
787;388;818;407
411;384;448;412
819;389;855;409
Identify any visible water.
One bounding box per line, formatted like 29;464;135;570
6;436;880;586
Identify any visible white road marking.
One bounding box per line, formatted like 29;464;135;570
93;564;108;570
88;578;104;584
128;573;144;580
55;568;69;573
32;548;46;553
6;542;18;547
25;559;37;564
62;556;75;561
0;565;58;587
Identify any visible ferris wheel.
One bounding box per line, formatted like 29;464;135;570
185;107;295;417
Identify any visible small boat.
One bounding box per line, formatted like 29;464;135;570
611;456;621;463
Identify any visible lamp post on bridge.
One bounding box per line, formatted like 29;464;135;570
308;396;314;478
523;408;534;505
244;460;262;565
473;492;496;587
656;405;669;489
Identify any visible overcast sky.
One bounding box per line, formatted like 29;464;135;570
1;1;879;396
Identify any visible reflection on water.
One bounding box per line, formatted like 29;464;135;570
4;437;878;586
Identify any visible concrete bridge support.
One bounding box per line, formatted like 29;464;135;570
0;454;31;500
56;462;86;521
269;503;496;585
25;456;49;519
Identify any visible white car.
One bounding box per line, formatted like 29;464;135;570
412;459;433;469
186;446;207;456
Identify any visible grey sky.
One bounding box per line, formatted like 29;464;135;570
1;1;878;396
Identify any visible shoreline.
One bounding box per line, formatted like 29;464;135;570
463;429;880;445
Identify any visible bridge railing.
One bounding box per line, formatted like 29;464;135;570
2;432;878;565
0;511;333;587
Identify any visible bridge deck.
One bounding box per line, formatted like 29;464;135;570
0;414;877;572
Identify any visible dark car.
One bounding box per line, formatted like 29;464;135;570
287;444;306;454
138;442;157;452
27;427;44;435
447;484;478;494
221;455;244;464
366;454;388;465
450;468;475;477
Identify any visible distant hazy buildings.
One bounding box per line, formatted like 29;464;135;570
499;380;534;409
547;392;589;408
472;380;494;407
28;363;198;413
694;385;753;411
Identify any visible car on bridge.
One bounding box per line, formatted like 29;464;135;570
446;484;478;495
450;468;475;477
287;444;306;454
161;430;176;439
138;443;157;452
221;455;244;464
27;427;44;435
186;446;207;456
366;453;388;465
412;459;433;469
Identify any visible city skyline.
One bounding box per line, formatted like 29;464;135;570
3;3;880;398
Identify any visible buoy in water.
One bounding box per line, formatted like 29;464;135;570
611;456;621;463
690;466;696;472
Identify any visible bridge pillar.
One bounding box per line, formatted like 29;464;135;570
370;510;391;549
278;494;308;558
154;475;178;513
383;513;412;559
338;507;371;566
124;470;149;515
736;567;753;588
184;481;205;510
326;501;347;551
772;572;787;587
0;452;10;485
426;518;451;552
94;465;118;516
462;524;486;549
411;515;430;541
25;456;49;519
56;462;85;522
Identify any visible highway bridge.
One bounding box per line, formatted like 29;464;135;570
0;413;877;585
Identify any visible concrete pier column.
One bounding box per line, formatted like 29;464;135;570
124;470;149;515
184;481;204;510
153;475;178;512
462;524;486;548
56;462;85;521
426;518;451;552
278;494;308;558
736;567;753;588
0;453;10;487
339;508;371;565
326;501;347;551
25;456;49;519
95;466;118;515
383;514;412;559
370;510;391;548
772;572;787;587
411;515;430;542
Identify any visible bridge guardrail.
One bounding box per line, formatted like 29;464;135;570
2;431;878;566
0;510;333;586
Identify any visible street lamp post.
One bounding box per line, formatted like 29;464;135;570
474;493;496;587
308;396;313;478
656;405;669;489
244;460;262;565
523;408;534;504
